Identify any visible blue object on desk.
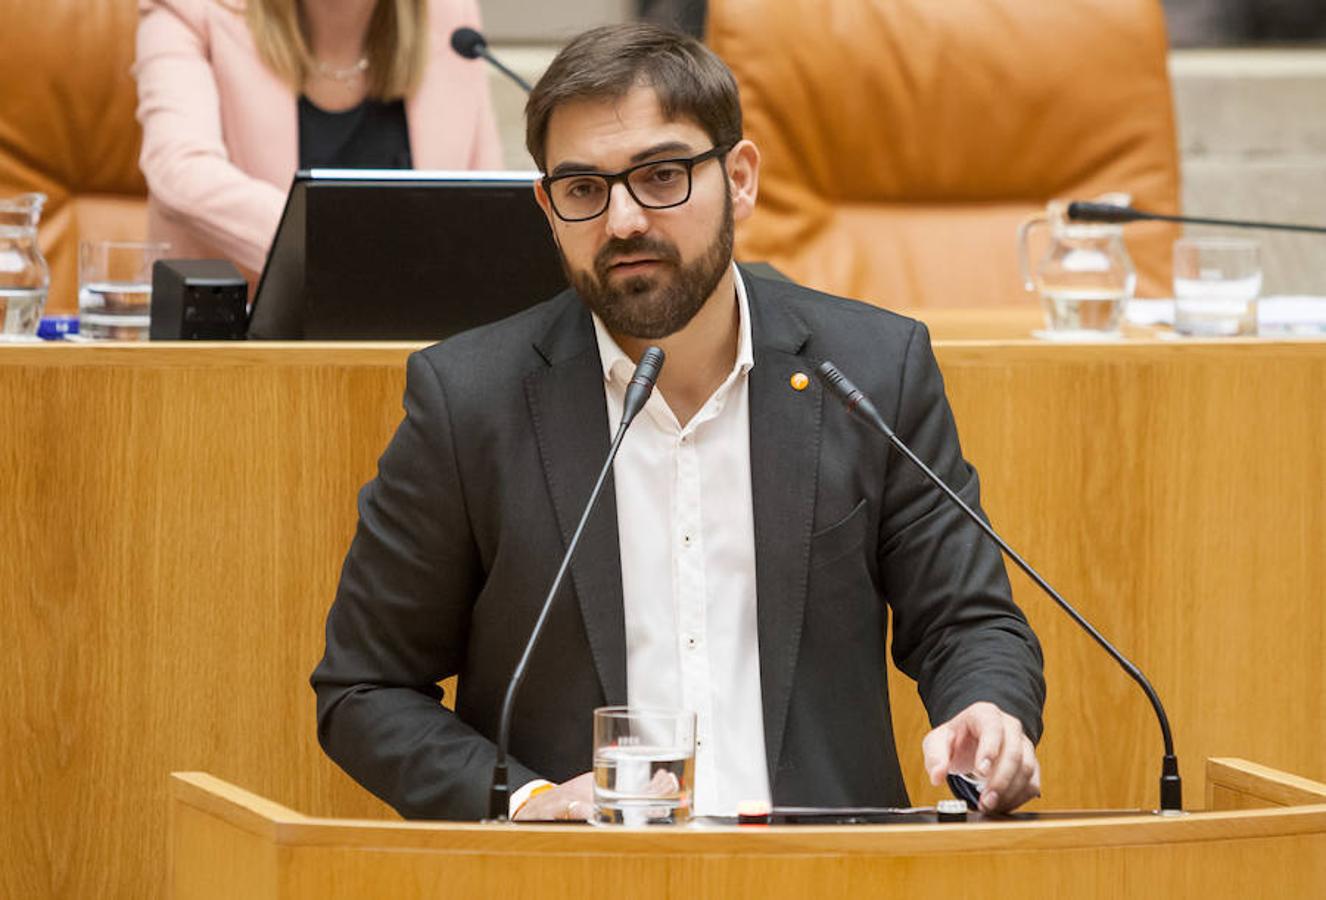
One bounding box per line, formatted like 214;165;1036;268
37;315;80;340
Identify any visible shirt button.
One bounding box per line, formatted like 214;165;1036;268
682;533;693;547
686;636;697;649
679;434;690;444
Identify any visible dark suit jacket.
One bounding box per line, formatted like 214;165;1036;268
311;270;1045;820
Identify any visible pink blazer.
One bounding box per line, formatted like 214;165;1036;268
134;0;504;278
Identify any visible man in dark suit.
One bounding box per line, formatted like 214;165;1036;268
312;24;1045;822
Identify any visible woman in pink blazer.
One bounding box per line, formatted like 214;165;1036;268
134;0;504;280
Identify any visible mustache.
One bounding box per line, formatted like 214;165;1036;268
593;236;681;279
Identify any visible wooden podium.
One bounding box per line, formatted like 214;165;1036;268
5;338;1324;899
170;760;1326;899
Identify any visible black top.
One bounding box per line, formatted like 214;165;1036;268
298;96;412;170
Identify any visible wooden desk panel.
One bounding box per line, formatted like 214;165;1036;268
168;768;1326;900
1;337;1322;898
0;345;412;900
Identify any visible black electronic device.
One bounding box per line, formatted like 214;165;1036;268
150;259;248;340
247;170;567;340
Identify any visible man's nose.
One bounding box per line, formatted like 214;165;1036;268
603;181;648;239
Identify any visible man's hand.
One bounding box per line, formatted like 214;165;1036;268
512;772;594;821
922;701;1041;813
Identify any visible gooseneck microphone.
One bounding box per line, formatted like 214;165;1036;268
1068;200;1326;236
450;27;534;94
488;346;665;820
815;360;1183;813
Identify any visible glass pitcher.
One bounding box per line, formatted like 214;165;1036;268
0;192;50;337
1017;193;1136;337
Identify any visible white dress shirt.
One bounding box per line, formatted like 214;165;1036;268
591;265;771;816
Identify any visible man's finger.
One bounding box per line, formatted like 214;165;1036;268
1013;740;1041;805
983;718;1025;797
986;738;1042;812
971;710;1005;779
921;724;955;785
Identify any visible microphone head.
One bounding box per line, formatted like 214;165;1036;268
631;346;665;390
815;359;891;435
1066;201;1140;224
814;360;854;403
619;346;665;427
450;27;487;59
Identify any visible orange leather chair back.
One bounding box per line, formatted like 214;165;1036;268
0;0;147;316
709;0;1182;308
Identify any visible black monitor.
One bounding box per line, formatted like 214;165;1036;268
247;169;568;340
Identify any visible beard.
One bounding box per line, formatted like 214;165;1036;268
563;190;734;340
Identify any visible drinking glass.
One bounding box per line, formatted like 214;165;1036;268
1172;238;1261;337
78;240;169;340
591;706;695;826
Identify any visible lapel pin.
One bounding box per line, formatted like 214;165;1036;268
790;372;809;391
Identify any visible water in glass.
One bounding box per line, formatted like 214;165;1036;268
591;706;695;826
1173;273;1261;336
592;744;694;826
78;281;153;340
1172;238;1261;337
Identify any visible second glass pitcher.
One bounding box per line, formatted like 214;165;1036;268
0;192;50;337
1018;193;1136;337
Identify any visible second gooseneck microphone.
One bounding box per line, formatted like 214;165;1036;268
488;346;665;820
1067;200;1326;236
815;360;1183;813
451;27;534;94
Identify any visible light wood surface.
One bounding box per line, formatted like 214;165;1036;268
169;767;1326;899
901;304;1169;341
1207;758;1326;811
2;332;1324;898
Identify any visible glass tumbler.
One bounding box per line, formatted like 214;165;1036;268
591;706;695;826
1173;237;1261;337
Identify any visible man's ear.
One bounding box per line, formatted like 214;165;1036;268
726;139;761;223
532;179;565;253
533;179;557;229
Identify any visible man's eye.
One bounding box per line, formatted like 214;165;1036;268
647;165;685;184
565;179;604;199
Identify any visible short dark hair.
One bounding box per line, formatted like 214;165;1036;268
525;24;743;172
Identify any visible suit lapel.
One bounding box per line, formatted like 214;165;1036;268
525;295;628;706
744;274;820;784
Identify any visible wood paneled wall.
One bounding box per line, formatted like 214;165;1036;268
1;338;1322;898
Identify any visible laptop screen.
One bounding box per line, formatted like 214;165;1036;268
248;170;568;340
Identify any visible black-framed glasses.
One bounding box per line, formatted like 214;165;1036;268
542;145;731;223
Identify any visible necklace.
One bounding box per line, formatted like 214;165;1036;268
313;56;368;83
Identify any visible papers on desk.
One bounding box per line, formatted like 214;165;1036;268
1127;295;1326;335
